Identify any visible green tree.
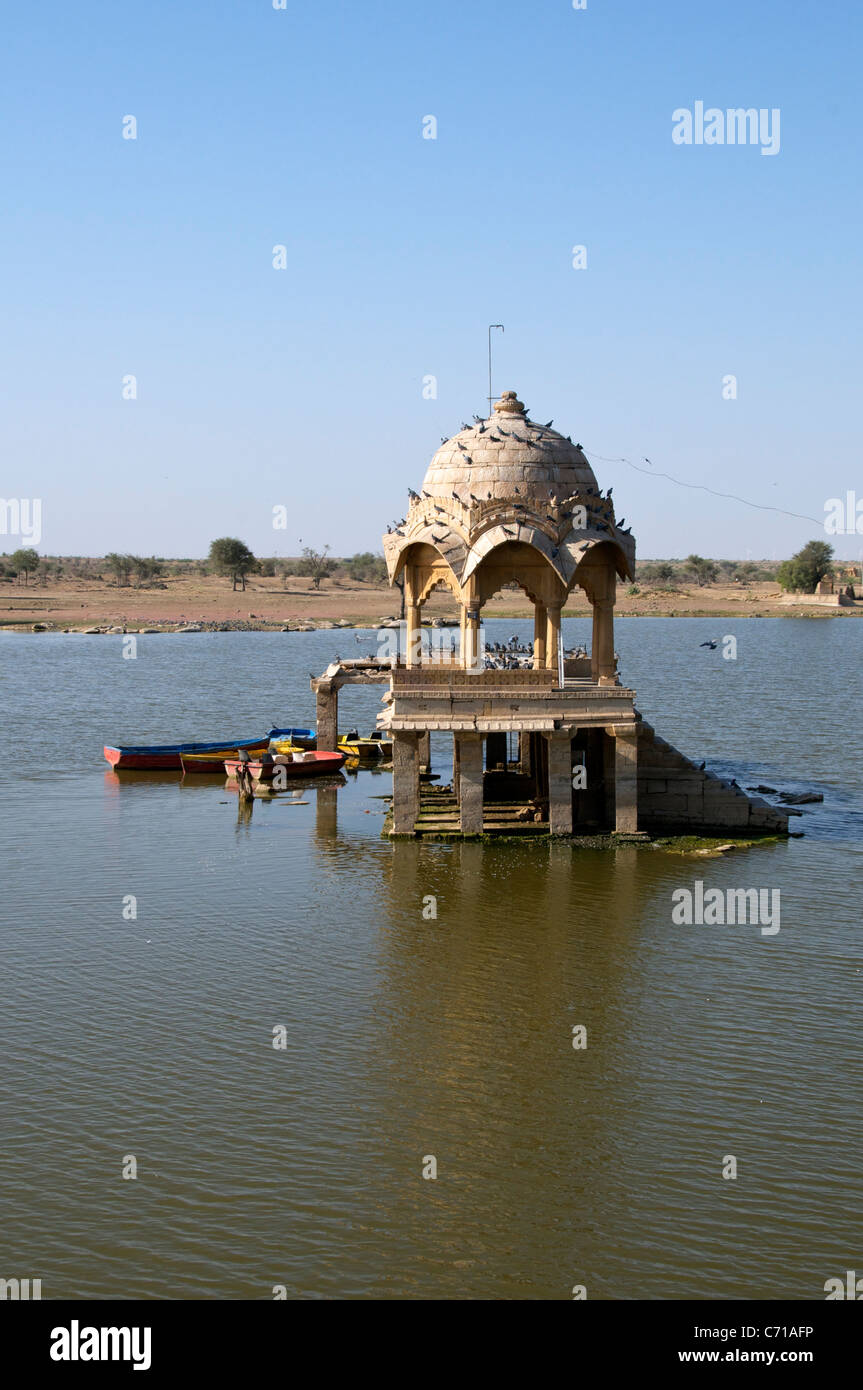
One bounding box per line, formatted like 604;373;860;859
685;554;719;587
639;561;677;585
130;555;162;586
297;544;335;590
10;547;40;585
208;537;257;591
105;552;133;587
736;561;759;585
257;557;276;578
776;540;834;594
344;551;387;584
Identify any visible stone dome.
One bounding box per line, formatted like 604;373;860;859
422;390;598;503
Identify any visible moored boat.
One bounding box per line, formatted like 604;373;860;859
275;729;316;750
224;750;346;782
268;732;317;756
182;735;315;773
104;727;313;771
180;745;269;774
337;730;393;761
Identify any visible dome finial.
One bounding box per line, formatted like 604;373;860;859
493;390;525;416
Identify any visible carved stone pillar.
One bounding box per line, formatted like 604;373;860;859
518;732;532;775
417;730;431;771
456;732;484;835
391;731;420;836
614;727;638;833
463;607;482;671
315;683;338;751
593;598;616;685
546;602;562;672
546;730;573;836
405;603;421;669
533;602;547;669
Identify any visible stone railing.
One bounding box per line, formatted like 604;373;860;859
563;657;592;678
392;666;556;690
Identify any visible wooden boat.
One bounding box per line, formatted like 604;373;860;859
104;727;312;771
224;750;346;782
182;735;314;773
278;728;316;750
269;736;315;756
180;744;272;774
366;731;393;757
337;731;393;761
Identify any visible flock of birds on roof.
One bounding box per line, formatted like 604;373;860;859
439;418;578;449
381;421;632;539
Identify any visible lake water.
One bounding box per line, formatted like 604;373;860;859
1;617;860;1300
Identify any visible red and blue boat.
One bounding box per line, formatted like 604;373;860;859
104;727;315;772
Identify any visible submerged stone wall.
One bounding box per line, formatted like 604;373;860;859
636;716;789;835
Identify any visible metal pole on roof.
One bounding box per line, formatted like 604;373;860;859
488;324;504;416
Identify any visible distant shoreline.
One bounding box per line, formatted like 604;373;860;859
1;574;859;631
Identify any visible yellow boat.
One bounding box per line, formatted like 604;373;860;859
180;741;270;773
269;741;309;758
337;732;392;762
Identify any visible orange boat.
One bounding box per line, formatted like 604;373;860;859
224;750;346;782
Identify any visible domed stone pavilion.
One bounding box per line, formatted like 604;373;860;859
312;389;789;843
377;388;642;837
383;389;634;683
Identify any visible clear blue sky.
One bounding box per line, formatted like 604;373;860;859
2;0;861;561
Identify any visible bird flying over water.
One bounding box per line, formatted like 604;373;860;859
699;639;719;650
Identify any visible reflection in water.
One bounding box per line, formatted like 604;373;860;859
315;785;339;839
1;623;861;1299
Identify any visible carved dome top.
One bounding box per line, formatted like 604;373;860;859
421;391;598;503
